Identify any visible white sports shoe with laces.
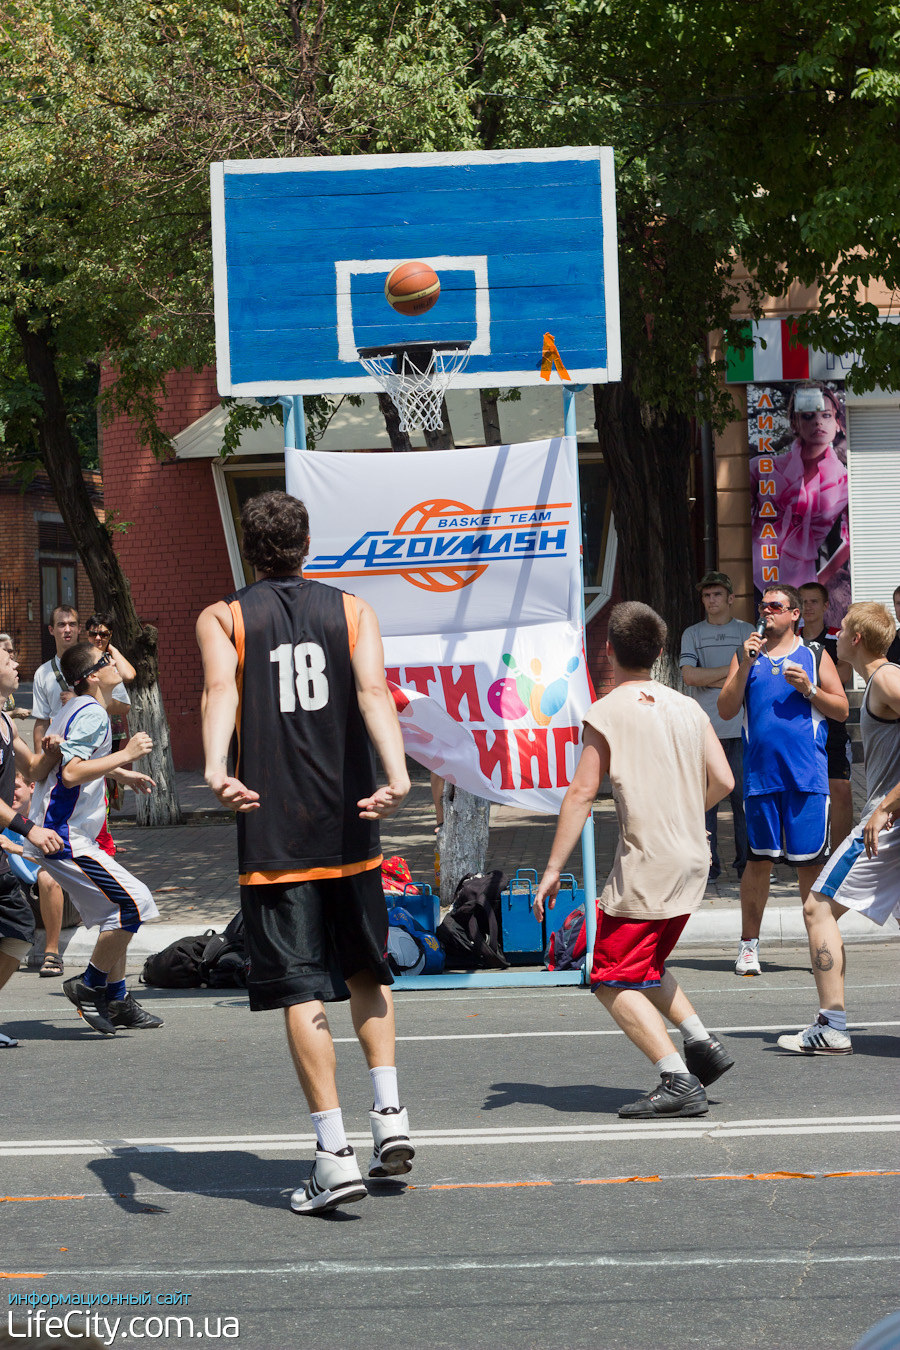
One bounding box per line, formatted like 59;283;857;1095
777;1015;852;1055
368;1106;415;1178
290;1148;368;1214
735;940;761;976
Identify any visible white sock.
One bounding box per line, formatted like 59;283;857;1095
679;1014;709;1044
370;1065;400;1113
820;1008;847;1031
311;1107;347;1154
655;1052;688;1075
739;937;759;948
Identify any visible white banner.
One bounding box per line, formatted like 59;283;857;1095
286;439;593;811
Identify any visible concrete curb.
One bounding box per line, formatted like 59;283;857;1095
48;909;899;966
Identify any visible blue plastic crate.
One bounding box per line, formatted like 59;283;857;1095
500;872;545;964
395;882;440;936
544;873;585;947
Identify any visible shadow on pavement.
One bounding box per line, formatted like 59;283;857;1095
482;1080;639;1114
85;1149;367;1218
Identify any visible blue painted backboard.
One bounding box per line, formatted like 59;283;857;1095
211;147;620;396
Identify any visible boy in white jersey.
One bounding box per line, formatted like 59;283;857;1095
26;641;161;1036
779;602;900;1055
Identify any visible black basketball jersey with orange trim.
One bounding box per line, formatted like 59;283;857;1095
224;576;380;880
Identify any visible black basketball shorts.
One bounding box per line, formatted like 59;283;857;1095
240;866;393;1011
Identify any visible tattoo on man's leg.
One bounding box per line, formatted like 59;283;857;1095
814;942;835;972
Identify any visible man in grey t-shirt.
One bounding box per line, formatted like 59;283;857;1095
680;571;753;880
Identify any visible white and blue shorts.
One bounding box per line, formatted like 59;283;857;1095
745;791;830;866
814;819;900;927
33;846;158;934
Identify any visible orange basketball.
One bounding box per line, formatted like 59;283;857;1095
385;261;441;316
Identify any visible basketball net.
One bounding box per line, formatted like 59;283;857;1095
358;343;471;433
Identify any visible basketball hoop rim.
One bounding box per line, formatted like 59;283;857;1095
357;340;472;360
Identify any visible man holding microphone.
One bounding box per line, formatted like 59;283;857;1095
718;584;848;976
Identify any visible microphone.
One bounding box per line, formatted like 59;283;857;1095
751;617;766;659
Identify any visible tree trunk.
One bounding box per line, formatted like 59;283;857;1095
423;398;454;450
13;312;182;824
437;781;490;908
376;392;413;452
479;390;502;445
592;370;697;687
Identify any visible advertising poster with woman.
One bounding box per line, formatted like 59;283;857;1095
748;380;849;627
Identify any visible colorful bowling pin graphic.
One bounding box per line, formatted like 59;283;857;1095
487;677;527;720
527;658;551;728
502;651;535;711
540;657;579;718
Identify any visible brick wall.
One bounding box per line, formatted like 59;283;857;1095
100;367;229;768
0;471;104;677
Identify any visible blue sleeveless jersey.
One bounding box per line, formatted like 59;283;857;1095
742;643;828;796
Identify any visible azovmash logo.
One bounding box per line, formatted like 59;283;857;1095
306;497;572;593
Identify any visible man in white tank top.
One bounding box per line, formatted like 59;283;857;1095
779;602;900;1056
535;602;737;1119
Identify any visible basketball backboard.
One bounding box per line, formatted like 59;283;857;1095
211;147;620;396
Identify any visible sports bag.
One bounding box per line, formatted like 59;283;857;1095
545;904;587;971
387;905;444;975
141;914;247;989
436;870;509;971
140;931;215;988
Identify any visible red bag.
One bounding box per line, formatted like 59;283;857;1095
381;856;414;893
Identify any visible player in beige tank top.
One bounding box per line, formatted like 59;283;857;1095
535;603;737;1119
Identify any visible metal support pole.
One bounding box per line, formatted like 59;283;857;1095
563;387;599;985
280;395;306;452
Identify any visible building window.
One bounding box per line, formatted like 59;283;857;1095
213;460;286;587
578;447;617;622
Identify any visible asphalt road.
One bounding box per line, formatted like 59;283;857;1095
3;943;898;1350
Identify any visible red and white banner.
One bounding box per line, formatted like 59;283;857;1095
286;438;593;811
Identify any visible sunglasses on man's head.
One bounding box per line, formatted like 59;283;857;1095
759;601;790;613
81;651;114;678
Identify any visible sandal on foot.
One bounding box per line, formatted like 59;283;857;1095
39;952;64;978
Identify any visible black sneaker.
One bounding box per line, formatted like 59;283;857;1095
618;1072;709;1119
62;975;116;1035
107;993;164;1030
684;1034;735;1087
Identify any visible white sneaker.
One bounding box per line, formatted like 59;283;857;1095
735;940;761;976
0;1030;18;1048
290;1148;368;1214
368;1107;415;1178
777;1015;852;1055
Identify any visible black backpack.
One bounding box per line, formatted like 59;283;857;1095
198;913;247;988
141;914;247;989
436;870;509;971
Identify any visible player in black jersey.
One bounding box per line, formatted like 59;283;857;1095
197;491;412;1214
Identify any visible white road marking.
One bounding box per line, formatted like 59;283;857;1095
340;1021;900;1044
2;1115;898;1157
22;1251;898;1278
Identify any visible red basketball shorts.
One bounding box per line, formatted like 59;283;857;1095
590;911;690;990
